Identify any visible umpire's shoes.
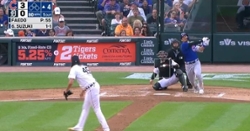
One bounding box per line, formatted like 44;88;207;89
182;86;188;92
188;84;193;89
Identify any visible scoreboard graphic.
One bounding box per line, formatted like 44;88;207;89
9;1;53;29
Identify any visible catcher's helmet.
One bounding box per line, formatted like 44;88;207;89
71;55;80;67
157;50;168;61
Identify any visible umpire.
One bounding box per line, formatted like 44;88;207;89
167;39;193;89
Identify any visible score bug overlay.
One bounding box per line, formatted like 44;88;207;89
9;1;53;29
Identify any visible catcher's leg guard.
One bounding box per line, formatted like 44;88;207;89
176;69;188;92
152;82;167;91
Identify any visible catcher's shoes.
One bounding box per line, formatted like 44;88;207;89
68;127;82;131
188;84;193;89
182;86;188;92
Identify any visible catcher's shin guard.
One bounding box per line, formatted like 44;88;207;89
176;69;188;92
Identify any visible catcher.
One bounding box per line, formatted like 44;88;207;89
149;50;188;92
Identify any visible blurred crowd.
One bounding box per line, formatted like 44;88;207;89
96;0;197;36
0;0;73;37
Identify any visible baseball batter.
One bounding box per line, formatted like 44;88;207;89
180;33;210;94
65;55;110;131
149;51;188;92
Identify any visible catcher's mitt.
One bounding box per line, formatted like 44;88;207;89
64;90;73;100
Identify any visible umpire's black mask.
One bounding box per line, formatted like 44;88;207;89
71;55;80;67
171;40;180;50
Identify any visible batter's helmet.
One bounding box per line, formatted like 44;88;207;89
180;32;189;40
71;55;80;67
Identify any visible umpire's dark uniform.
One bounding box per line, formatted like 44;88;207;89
167;40;192;88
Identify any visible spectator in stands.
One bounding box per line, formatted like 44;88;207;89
141;22;151;36
128;7;145;26
115;17;134;36
236;0;250;29
173;0;189;16
134;0;153;7
120;30;127;36
153;0;171;14
66;29;74;36
147;9;159;24
133;27;143;36
96;0;109;28
141;0;151;17
165;0;173;7
53;7;64;27
4;29;14;37
49;29;55;37
111;12;122;25
18;30;25;37
0;7;7;25
127;2;147;21
36;29;49;36
54;17;70;36
101;0;120;35
120;0;131;17
25;29;36;37
132;19;142;28
173;0;195;9
164;10;185;28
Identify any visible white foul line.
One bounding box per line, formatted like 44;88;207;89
217;93;225;97
100;92;107;97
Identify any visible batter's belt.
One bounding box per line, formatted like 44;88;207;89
185;58;199;65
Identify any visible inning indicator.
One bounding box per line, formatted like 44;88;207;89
9;1;53;29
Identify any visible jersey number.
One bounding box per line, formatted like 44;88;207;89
82;67;91;74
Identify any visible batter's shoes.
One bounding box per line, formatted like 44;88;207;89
193;89;199;94
199;89;204;94
68;127;82;131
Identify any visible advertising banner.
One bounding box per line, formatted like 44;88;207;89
14;42;136;66
160;33;212;63
213;34;250;63
137;38;159;65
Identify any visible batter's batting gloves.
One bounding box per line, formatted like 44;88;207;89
64;90;73;100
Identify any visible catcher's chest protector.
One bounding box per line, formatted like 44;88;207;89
155;59;174;78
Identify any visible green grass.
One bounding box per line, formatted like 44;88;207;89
125;102;250;131
1;72;250;90
0;101;131;131
0;72;147;90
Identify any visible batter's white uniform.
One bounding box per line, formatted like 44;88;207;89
68;65;110;131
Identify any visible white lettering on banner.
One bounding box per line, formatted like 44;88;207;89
119;62;132;66
219;38;236;46
60;46;72;60
220;38;250;46
86;39;98;43
53;63;66;66
141;57;154;64
20;39;32;42
141;40;154;47
28;45;37;49
164;38;175;45
72;46;96;53
53;39;65;43
73;53;98;59
20;63;32;66
119;39;131;42
87;63;99;66
238;41;250;46
141;48;154;55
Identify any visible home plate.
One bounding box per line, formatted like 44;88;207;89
153;93;171;96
